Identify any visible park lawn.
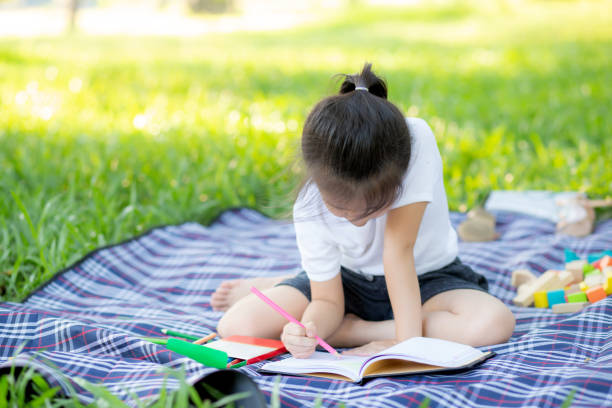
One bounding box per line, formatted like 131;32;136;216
1;0;611;301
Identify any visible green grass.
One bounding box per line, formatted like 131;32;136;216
1;0;611;302
0;354;255;407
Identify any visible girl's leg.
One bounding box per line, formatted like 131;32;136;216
420;289;515;346
326;289;515;348
211;274;293;311
326;314;395;347
217;285;309;339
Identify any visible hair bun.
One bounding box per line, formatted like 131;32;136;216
338;62;388;99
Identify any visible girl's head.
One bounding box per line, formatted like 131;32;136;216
301;63;411;226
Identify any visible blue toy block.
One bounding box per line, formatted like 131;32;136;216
565;249;581;263
587;250;612;264
547;289;566;308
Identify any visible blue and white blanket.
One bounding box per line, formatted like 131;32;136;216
1;208;611;407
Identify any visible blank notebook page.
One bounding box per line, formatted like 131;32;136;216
377;337;484;367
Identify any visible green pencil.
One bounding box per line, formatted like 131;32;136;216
229;360;247;369
161;328;200;341
140;337;168;345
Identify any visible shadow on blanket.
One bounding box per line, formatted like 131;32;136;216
0;208;611;407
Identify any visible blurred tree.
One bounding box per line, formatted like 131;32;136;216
67;0;79;32
186;0;232;13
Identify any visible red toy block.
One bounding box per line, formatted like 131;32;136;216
598;255;611;270
586;286;606;303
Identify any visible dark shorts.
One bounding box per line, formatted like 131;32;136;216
275;258;489;322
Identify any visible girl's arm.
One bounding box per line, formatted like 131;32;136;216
343;201;428;356
281;274;344;358
383;201;428;341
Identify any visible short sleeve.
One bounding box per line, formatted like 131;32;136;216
391;118;442;209
293;186;342;282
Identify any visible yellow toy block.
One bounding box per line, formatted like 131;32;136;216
604;273;612;295
533;291;548;308
579;282;589;292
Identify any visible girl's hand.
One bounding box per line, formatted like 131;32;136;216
342;339;398;356
281;321;318;359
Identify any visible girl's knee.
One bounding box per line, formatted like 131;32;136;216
467;304;515;346
217;309;260;338
216;313;238;338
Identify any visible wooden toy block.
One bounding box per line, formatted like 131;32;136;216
584;272;603;287
511;269;536;287
566;260;586;272
552;302;588;314
557;270;574;286
599;255;611;269
566;268;582;284
517;285;531;297
604;266;612;277
567;291;588;303
513;270;562;307
579;282;589;292
565;284;581;295
547;289;566;308
512;291;534;307
566;260;586;282
539;271;564;291
533;291;548;308
586;286;606;303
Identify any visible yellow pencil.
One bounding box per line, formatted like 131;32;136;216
193;332;217;345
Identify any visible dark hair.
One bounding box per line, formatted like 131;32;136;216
300;63;411;220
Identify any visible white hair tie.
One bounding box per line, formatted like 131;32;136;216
354;86;369;91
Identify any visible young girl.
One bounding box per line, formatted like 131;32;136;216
214;63;515;357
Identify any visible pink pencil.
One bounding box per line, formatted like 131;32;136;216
250;286;340;357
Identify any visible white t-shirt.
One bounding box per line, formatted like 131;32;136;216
293;117;458;282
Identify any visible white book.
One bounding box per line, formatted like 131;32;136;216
259;337;495;383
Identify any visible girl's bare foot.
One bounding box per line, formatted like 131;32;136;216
211;275;291;311
327;313;394;348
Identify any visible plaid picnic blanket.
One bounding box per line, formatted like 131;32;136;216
1;208;611;407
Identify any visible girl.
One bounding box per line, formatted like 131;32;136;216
215;63;515;357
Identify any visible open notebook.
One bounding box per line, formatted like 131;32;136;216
259;337;495;383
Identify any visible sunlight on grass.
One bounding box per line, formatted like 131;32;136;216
1;0;611;301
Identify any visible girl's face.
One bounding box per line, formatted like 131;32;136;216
320;192;388;227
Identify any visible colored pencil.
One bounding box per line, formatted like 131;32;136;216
226;358;242;368
161;328;200;341
229;360;247;369
250;286;340;357
193;332;217;345
140;337;168;345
